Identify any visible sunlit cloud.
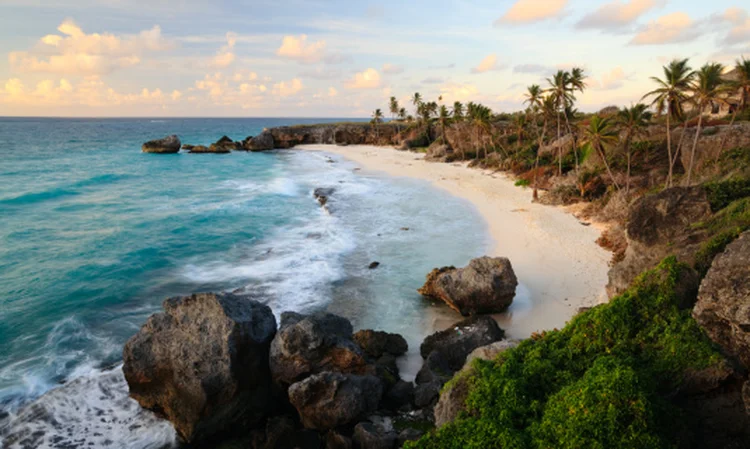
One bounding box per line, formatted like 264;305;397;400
577;0;665;30
210;32;237;68
276;34;327;64
495;0;568;25
630;12;699;45
382;63;404;74
345;68;381;89
471;54;504;74
272;78;303;96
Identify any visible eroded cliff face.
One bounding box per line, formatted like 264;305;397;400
246;123;416;150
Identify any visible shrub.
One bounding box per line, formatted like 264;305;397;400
515;179;531;187
703;178;750;211
407;258;723;449
694;228;743;276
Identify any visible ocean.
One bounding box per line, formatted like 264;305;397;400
0;118;491;448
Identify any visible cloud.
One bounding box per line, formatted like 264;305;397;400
272;78;303;96
421;77;444;84
211;32;237;68
715;7;750;45
630;12;699;45
590;67;630;90
345;68;381;89
299;67;342;80
328;87;338;97
439;82;480;103
577;0;665;30
495;0;567;25
513;63;554;74
276;34;327;64
471;54;504;74
9;19;171;76
429;63;456;69
382;63;404;74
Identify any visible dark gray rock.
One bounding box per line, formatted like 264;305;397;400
142;135;181;153
382;380;414;411
694;231;750;369
353;418;397;449
418;257;518;316
420;316;505;373
246;129;275;151
353;330;408;359
368;262;381;270
397;428;425;447
314;187;335;208
326;430;353;449
288;372;383;430
122;293;276;444
269;312;368;387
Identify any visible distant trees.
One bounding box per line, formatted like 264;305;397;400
371;108;384;139
545;68;587;176
617;104;652;194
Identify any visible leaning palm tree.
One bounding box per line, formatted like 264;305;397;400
411;92;423;115
686;62;726;186
523;84;543;111
438;105;451;146
371;108;384;139
643;58;695;188
617;104;653;194
546;70;575;176
452;101;464;121
720;57;750;154
398;107;407;121
582;115;621;190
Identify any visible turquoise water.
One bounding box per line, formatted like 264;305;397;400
0;118;490;448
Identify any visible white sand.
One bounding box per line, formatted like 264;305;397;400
300;144;612;341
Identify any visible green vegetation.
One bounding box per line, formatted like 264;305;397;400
407;258;723;449
704;178;750;211
693;195;750;274
514;179;530;187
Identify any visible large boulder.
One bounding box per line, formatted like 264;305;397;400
269;312;369;387
419;316;505;374
424;142;454;163
693;231;750;369
287;372;383;430
122;293;277;444
352;330;408;359
142;135;181;153
607;187;712;296
352;417;397;449
246;129;275;151
418;257;518;316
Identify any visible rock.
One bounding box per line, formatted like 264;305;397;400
288;372;383;430
353;330;408;359
397;428;425;447
246;129;275;151
462;339;521;370
368;262;381;270
326;430;353;449
607;187;712;297
181;144;195;150
382;380;414;411
418;257;518;316
269;312;368;387
694;231;750;369
142;135;181;153
413;381;441;409
434;372;472;427
314;187;335;208
186;145;215;153
420;316;505;373
743;380;750;414
424;142;454;163
353;420;397;449
122;293;277;444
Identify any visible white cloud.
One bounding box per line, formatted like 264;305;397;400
577;0;665;30
513;63;554;74
630;12;698;45
272;78;303;96
345;68;381;89
382;63;404;74
495;0;567;25
9;19;171;76
328;87;338;97
276;35;327;64
211;32;237;68
471;54;503;74
716;7;750;45
590;67;629;90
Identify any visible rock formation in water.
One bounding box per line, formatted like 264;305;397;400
418;256;518;316
122;292;277;444
142;135;182;154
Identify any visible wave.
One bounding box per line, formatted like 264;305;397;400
0;367;176;449
0;174;129;206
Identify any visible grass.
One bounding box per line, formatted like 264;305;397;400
515;179;531;187
406;258;724;449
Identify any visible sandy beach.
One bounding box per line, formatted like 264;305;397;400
300;144;612;341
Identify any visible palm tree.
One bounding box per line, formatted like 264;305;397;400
468;103;492;159
546;70;574;176
452;101;464;121
523;84;543;111
720;57;750;154
643;58;695;188
616;104;653;194
398;107;407;121
523;85;544;199
438;105;451;146
371;108;384;140
411;92;423;115
389;96;399;121
686;62;726;185
512;114;526;147
582;115;621;190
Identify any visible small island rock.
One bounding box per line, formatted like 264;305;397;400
142;135;181;153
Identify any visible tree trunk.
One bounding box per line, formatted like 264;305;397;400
665;113;673;189
597;142;621;190
624;133;632;195
686;111;704;186
563;113;578;175
556;111;562;176
717;107;739;160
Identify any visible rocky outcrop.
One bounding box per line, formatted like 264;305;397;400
122;293;277;444
675;123;750;180
607;187;712;296
418;257;518;316
693;231;750;369
462;339;521;370
269;312;368;387
353;417;398;449
287;372;383;430
353;330;408;359
313;187;335;209
142;135;181;154
424;142;454;163
246;129;275;151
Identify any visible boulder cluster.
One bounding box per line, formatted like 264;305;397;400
123;292;515;448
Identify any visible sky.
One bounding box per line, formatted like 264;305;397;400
0;0;748;117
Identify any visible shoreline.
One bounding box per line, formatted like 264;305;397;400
300;144;611;340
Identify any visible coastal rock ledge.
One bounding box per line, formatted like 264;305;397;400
141;135;181;153
122;292;277;444
418;256;518;316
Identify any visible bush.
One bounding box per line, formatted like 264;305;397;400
407;258;723;449
515;179;531;187
703;178;750;211
694;228;743;276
